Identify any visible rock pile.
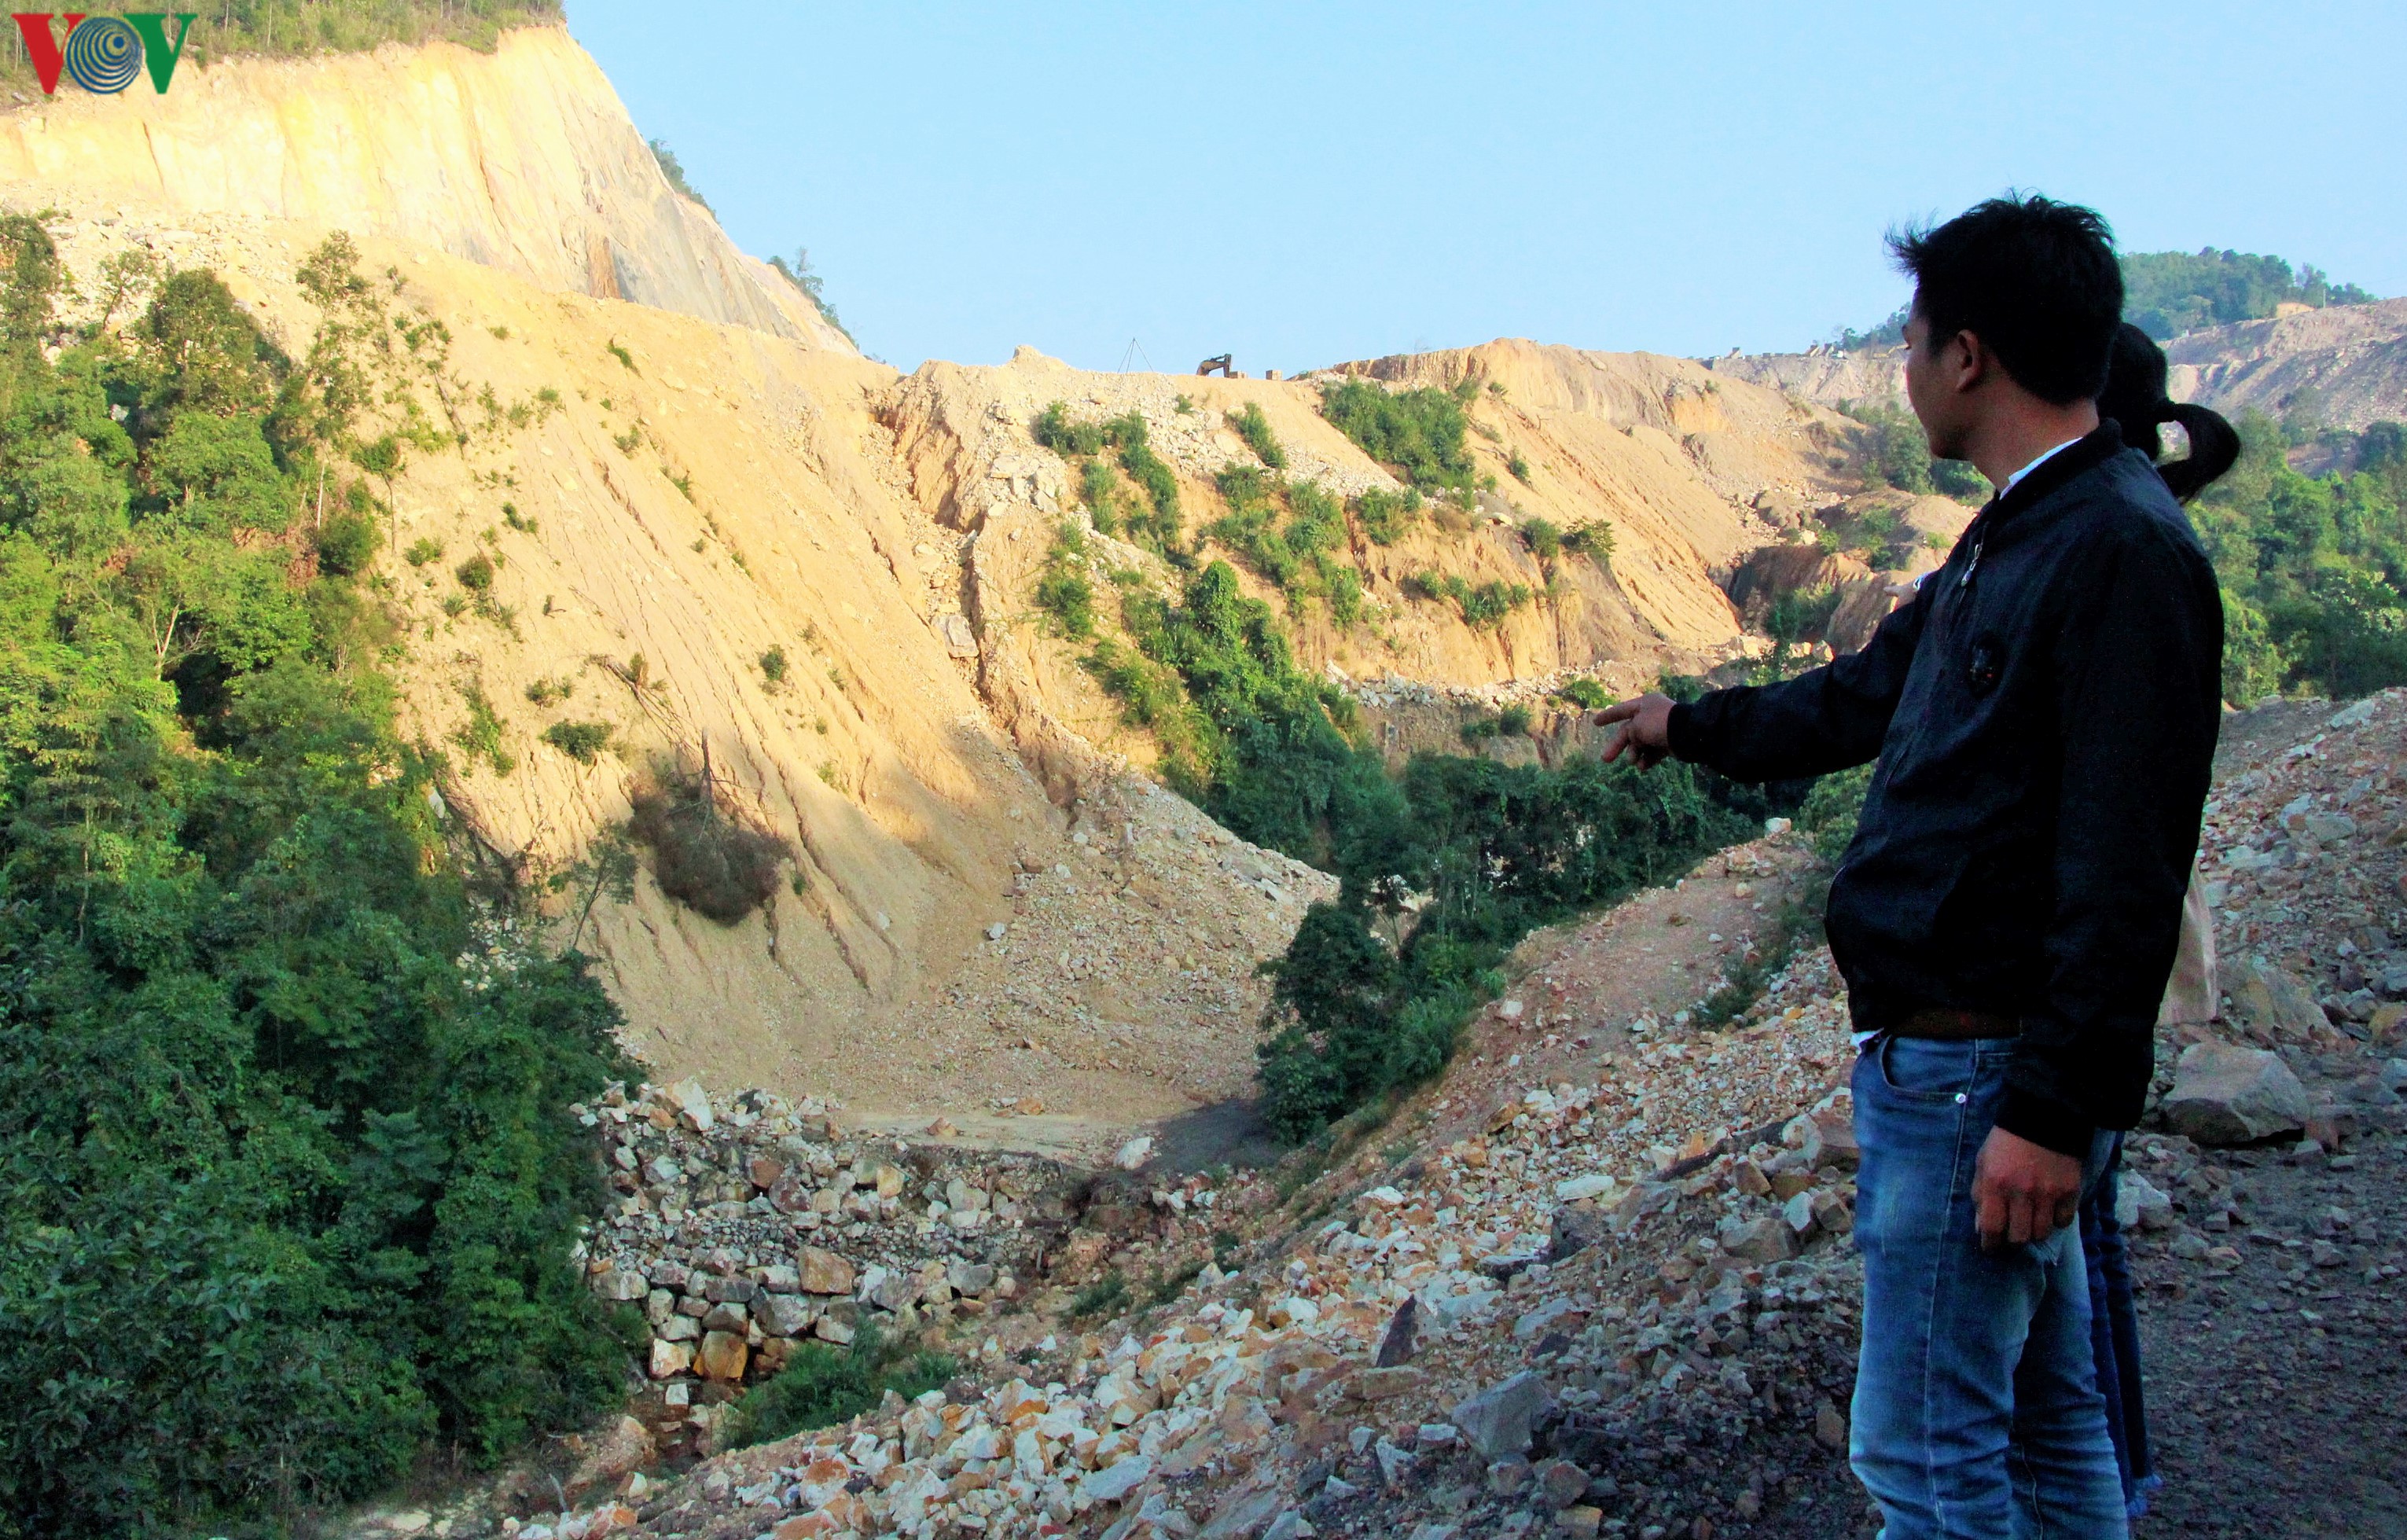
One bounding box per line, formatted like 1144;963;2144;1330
524;698;2407;1540
579;940;1874;1540
579;1078;1090;1454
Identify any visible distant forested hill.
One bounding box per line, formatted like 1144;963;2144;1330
2123;249;2378;340
1833;248;2380;351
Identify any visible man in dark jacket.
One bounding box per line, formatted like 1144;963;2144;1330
1597;196;2221;1538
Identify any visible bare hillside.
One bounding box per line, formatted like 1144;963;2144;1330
1719;296;2407;432
0;29;1865;1145
0;24;845;347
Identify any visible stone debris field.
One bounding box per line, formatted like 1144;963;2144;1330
355;693;2407;1540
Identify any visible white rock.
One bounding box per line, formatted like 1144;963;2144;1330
1553;1173;1617;1203
670;1076;715;1134
2114;1172;2175;1232
1114;1135;1155;1171
1079;1454;1152;1505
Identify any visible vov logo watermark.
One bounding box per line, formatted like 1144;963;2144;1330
10;13;197;94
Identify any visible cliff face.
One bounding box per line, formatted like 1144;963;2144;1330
0;25;847;348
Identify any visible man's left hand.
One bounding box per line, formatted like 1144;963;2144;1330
1972;1127;2082;1251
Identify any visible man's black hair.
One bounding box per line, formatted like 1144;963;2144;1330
1888;193;2122;406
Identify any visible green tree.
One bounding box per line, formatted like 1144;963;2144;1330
0;222;634;1537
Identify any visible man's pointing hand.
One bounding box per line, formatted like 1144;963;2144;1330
1594;693;1675;769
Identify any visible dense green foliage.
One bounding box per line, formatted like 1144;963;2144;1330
1075;550;1777;1138
1561;521;1615;563
1406;572;1532;628
0;216;630;1536
0;0;562;89
726;1324;954;1450
1090;561;1389;866
1318;378;1481;494
1230;401;1286;470
1352;487;1422;546
1256;754;1756;1138
540;719;612;763
1034;405;1182;551
1203;468;1362;623
2193;415;2407;703
1035;523;1097;639
1552;678;1611;711
2122;250;2376;340
1843;402;1987;501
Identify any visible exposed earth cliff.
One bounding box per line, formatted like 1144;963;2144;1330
0;25;1871;1134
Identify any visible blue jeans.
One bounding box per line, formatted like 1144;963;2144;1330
1849;1035;2130;1539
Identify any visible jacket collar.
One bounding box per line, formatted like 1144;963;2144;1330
1979;422;2126;526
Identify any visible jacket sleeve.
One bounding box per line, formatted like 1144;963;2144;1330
1666;580;1929;782
1994;527;2224;1154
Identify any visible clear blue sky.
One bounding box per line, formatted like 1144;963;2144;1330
565;1;2407;374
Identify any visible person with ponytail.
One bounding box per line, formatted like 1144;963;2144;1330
2068;322;2240;1523
2099;320;2242;503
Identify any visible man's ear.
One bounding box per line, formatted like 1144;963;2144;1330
1947;330;1992;395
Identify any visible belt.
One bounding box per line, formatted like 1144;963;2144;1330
1890;1008;2020;1041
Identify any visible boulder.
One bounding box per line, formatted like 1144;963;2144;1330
869;1271;917;1313
649;1337;694;1379
2225;958;2331;1044
799;1245;857;1295
696;1329;749;1381
1115;1135;1156;1172
590;1264;649;1302
758;1292;817;1337
1533;1457;1590;1509
948;1259;998;1298
1717;1213;1800;1263
2160;1042;2312;1145
669;1076;715;1133
1450;1370;1553;1459
767;1168;816;1215
1078;1454;1152;1505
1352;1365;1427;1402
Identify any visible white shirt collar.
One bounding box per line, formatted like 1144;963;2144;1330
1997;436;2085;498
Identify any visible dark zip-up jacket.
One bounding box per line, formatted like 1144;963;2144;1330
1667;425;2222;1154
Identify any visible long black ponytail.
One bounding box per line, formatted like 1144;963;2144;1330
2099;322;2240;502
